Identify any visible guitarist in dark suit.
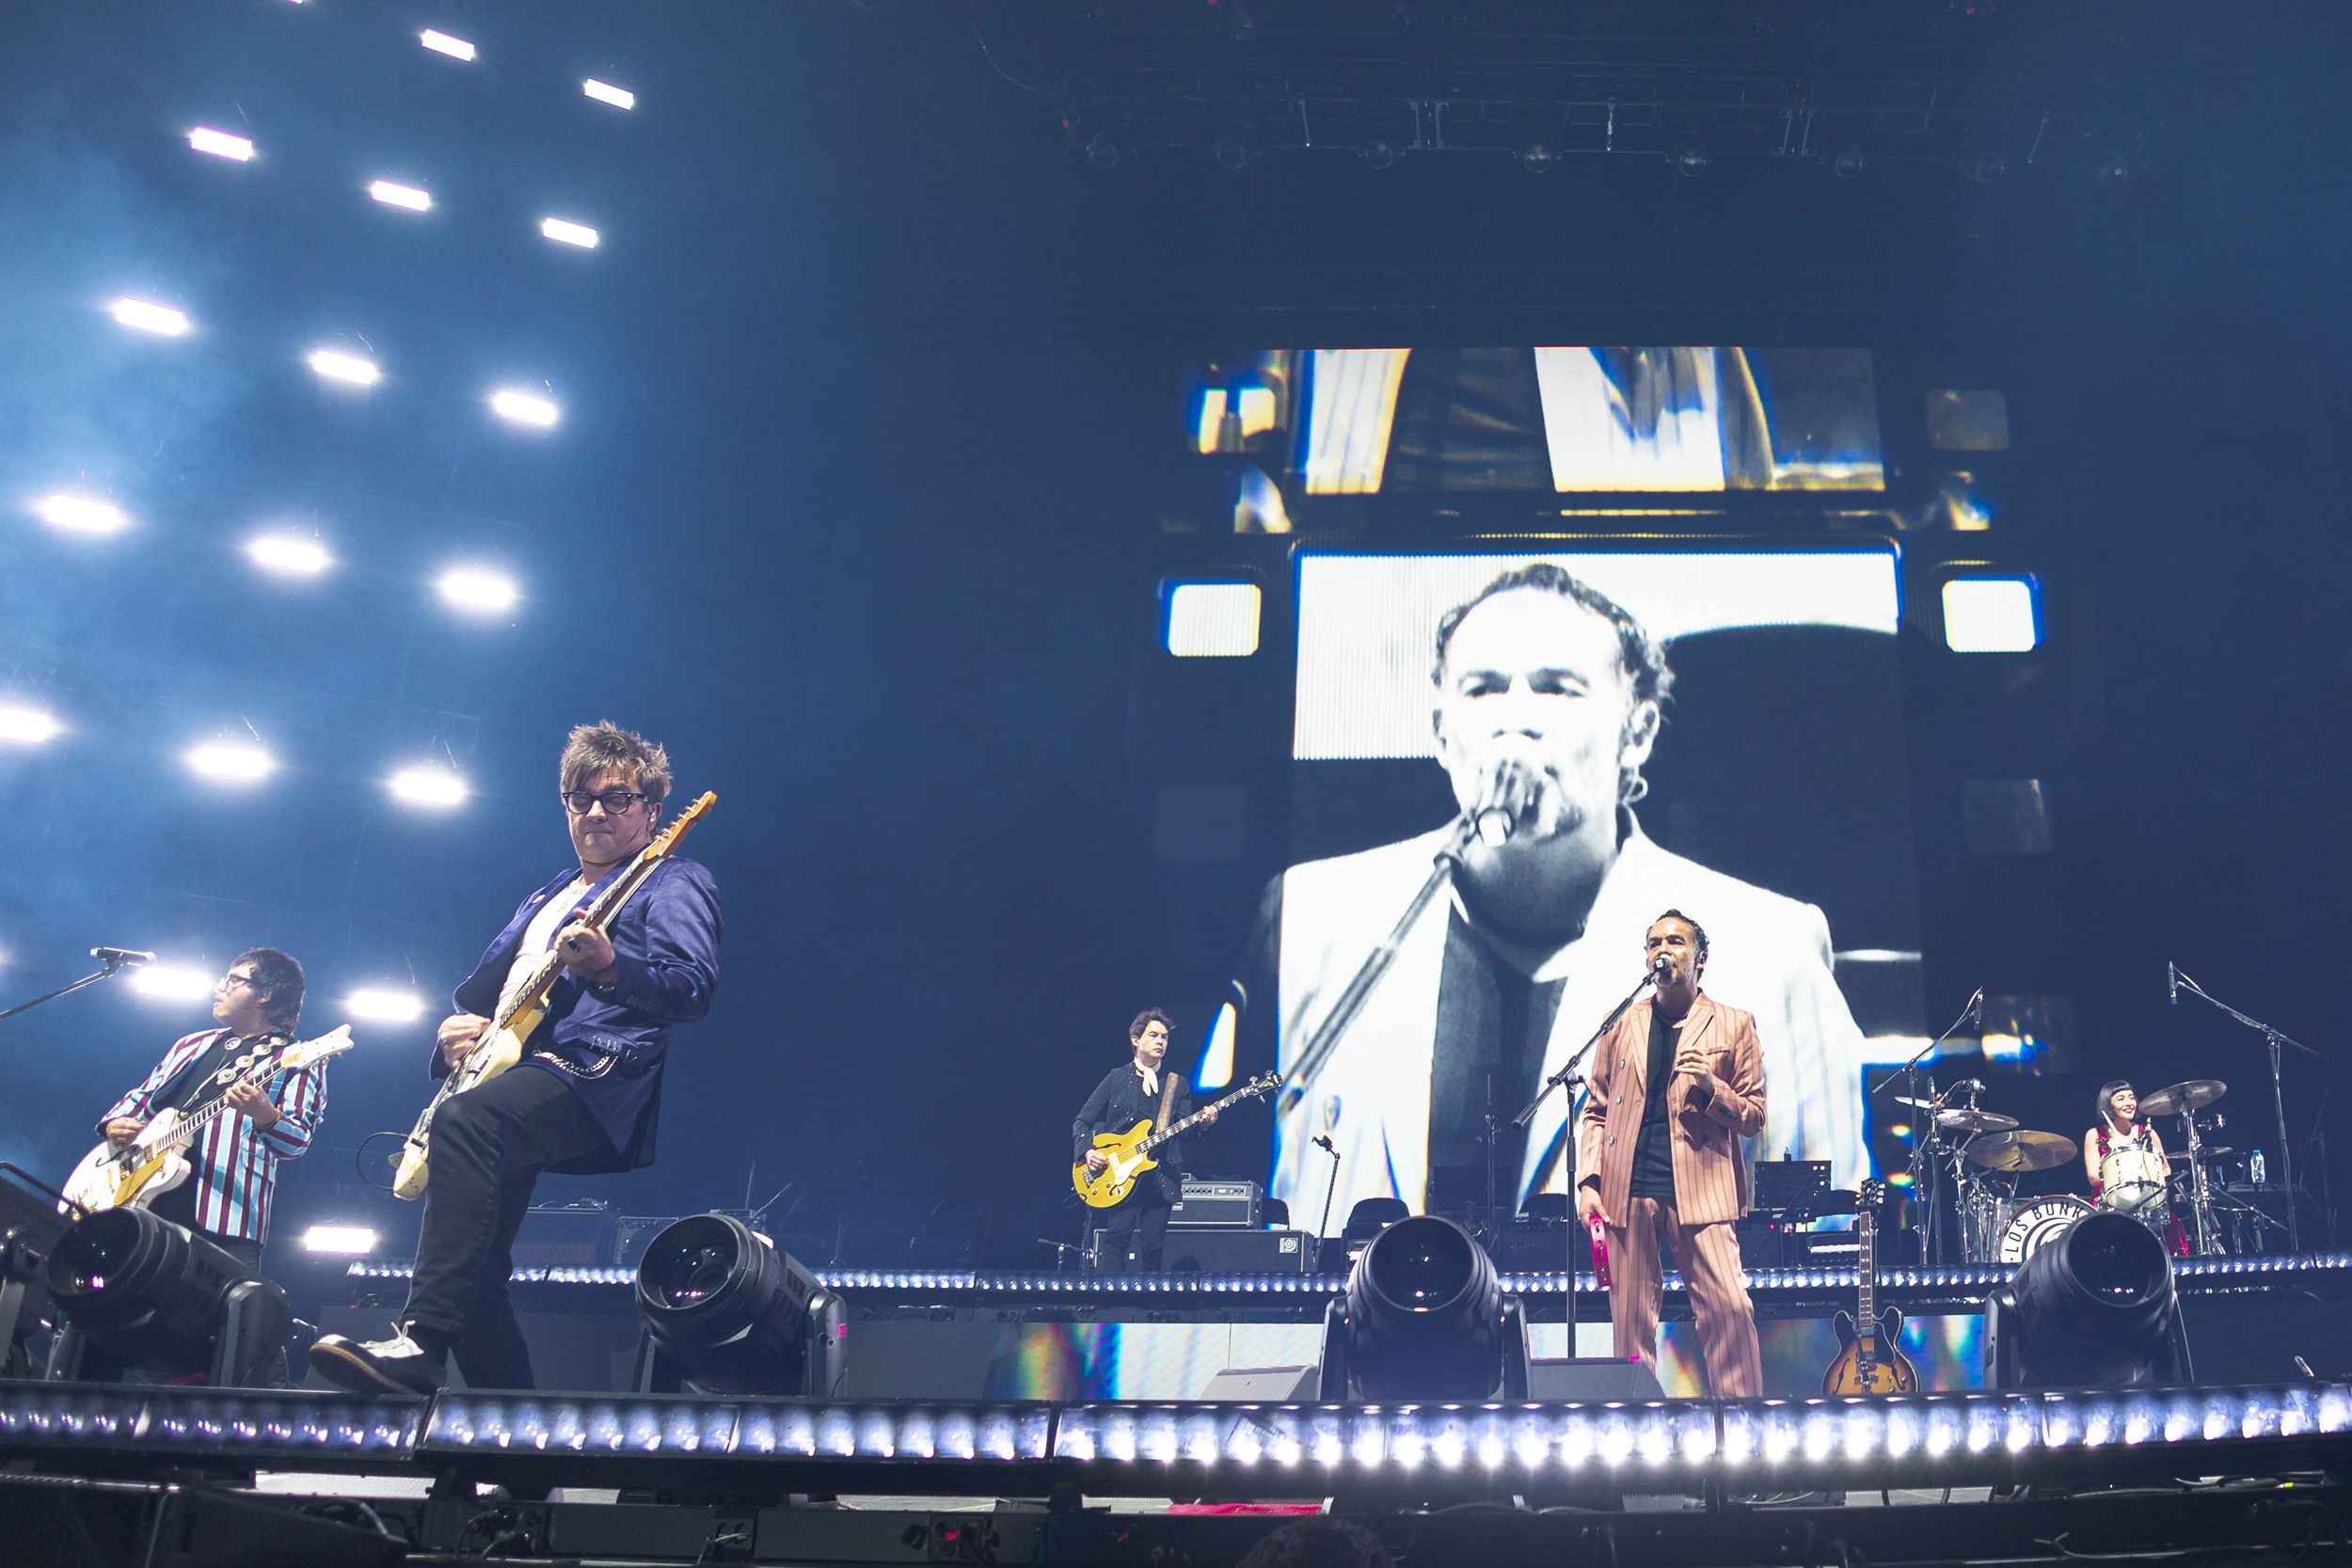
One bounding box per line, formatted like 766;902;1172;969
1073;1010;1216;1270
311;722;721;1395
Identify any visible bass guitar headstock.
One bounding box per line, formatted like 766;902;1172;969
1241;1070;1281;1101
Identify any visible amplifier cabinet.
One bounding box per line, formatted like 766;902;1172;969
1162;1227;1316;1275
1170;1178;1263;1229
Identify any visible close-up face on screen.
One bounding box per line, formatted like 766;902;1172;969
1266;544;1921;1228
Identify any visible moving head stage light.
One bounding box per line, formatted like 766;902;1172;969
632;1213;846;1398
1987;1211;2194;1390
43;1206;289;1386
1319;1214;1529;1401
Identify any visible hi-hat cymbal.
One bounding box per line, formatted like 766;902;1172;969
1938;1108;2021;1132
2139;1080;2226;1117
1896;1095;1942;1111
1967;1130;2080;1173
2187;1146;2235;1162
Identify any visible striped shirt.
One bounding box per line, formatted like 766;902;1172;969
98;1028;328;1243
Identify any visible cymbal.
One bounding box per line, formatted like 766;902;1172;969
1895;1095;1942;1111
2139;1079;2226;1117
1938;1108;2021;1132
1967;1130;2080;1173
2187;1146;2235;1162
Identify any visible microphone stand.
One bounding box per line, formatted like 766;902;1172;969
2173;966;2328;1255
1278;816;1478;1119
1313;1138;1342;1271
0;953;141;1023
1511;965;1658;1359
1867;987;1983;1265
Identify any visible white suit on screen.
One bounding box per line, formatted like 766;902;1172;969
1269;816;1867;1232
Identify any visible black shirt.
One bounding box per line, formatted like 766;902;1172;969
1628;1008;1680;1198
1073;1062;1195;1206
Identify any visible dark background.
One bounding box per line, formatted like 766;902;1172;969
1;2;2347;1269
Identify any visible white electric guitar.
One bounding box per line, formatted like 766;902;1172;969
61;1026;353;1215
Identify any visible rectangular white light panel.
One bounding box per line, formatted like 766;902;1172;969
346;989;425;1022
35;495;128;534
111;298;189;336
437;566;519;613
421;29;475;60
369;180;432;212
309;349;381;386
0;707;61;744
301;1226;378;1255
583;79;635;109
1167;582;1263;657
134;965;215;1001
186;743;275;781
488;388;559;426
540;217;599;248
1942;578;2041;653
388;765;468;806
246;535;331;576
188;127;254;161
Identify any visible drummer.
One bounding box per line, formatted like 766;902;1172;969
2086;1080;2173;1200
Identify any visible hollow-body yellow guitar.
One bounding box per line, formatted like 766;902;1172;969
392;791;715;1199
1822;1178;1920;1394
1072;1072;1279;1209
61;1026;354;1215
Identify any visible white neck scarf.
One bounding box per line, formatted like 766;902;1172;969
1136;1061;1160;1099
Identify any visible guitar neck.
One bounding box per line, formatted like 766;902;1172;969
146;1042;284;1152
496;856;664;1029
1142;1082;1261;1151
1857;1212;1876;1338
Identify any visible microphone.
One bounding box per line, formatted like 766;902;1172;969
91;947;155;967
2168;962;2179;1006
1652;952;1673;977
1965;985;1985;1026
1312;1134;1337;1156
1470;755;1538;848
1953;1078;1987;1095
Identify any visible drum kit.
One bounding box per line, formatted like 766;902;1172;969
1902;1076;2274;1264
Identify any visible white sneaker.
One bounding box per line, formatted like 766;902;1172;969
309;1325;447;1395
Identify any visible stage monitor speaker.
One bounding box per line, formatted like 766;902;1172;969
1200;1364;1318;1400
1163;1228;1316;1275
1528;1357;1668;1400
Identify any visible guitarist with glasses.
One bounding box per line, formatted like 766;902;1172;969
1074;1010;1217;1270
87;946;323;1383
311;722;721;1396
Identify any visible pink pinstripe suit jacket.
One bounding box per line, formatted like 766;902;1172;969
1577;992;1767;1227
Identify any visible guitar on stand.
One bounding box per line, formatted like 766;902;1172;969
1823;1179;1919;1394
1072;1072;1279;1208
391;790;716;1199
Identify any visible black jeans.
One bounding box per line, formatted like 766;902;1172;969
401;1065;609;1390
1096;1188;1173;1271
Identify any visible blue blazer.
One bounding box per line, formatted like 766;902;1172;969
440;856;722;1174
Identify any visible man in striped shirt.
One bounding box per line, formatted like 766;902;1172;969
94;948;327;1291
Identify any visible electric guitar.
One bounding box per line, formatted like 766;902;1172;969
1073;1071;1279;1209
392;790;716;1199
1822;1178;1919;1394
62;1026;354;1214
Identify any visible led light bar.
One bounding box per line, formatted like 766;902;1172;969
189;127;254;161
35;495;127;534
421;29;474;61
246;535;331;576
488;388;559;426
583;79;635;109
437;565;519;613
309;349;380;387
540;217;599;248
369;180;432;212
186;743;275;781
388;765;467;807
301;1225;378;1255
0;1386;421;1459
111;298;189;336
0;706;61;745
132;965;215;1001
346;989;425;1022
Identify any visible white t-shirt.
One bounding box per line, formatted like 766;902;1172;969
498;879;594;1019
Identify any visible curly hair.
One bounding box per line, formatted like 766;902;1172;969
233;946;305;1032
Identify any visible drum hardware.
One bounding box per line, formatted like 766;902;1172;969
2155;1083;2228;1256
1868;987;1991;1266
2168;963;2328;1254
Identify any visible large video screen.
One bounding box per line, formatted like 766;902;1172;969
1232;545;1920;1230
1198;346;1883;494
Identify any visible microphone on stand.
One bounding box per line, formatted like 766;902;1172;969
1470;755;1538;848
2168;962;2179;1006
1651;952;1673;980
90;947;155;967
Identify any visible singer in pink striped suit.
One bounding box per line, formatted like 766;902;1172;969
1577;911;1765;1397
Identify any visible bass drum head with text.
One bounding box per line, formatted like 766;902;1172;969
1997;1196;2095;1264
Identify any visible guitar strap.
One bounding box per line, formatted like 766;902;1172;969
1154;1068;1180;1135
152;1030;284;1117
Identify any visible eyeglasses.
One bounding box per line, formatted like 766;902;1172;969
217;973;258;992
562;790;653;816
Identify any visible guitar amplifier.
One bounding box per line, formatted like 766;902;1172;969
1169;1178;1263;1229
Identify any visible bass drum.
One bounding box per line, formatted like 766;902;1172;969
1997;1196;2096;1264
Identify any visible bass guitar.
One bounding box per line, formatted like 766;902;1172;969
392;790;715;1199
61;1026;354;1215
1822;1178;1919;1394
1073;1071;1279;1209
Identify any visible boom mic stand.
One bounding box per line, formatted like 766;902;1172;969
1512;965;1657;1356
0;949;149;1023
2172;965;2328;1255
1867;986;1984;1264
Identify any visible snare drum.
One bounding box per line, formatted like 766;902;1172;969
1997;1195;2095;1263
2098;1148;2170;1216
